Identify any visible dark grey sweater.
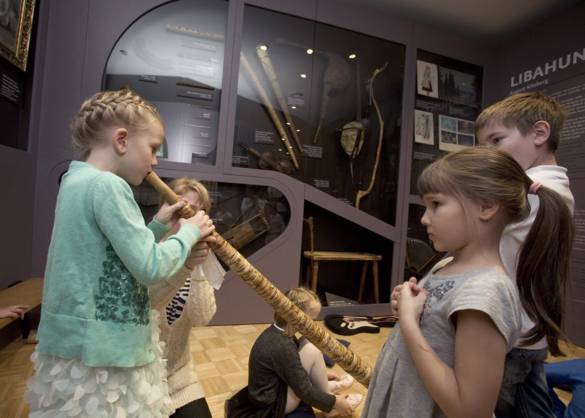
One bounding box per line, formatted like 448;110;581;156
248;325;336;413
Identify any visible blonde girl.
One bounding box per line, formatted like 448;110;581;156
26;89;214;417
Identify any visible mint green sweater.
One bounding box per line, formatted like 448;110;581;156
37;161;201;367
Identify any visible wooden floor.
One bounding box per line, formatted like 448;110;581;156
1;323;584;418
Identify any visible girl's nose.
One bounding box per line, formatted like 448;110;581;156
420;209;430;226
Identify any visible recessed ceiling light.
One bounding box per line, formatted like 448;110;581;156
300;73;307;78
306;48;314;55
259;45;268;51
348;53;357;59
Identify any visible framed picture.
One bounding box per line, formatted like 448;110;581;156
0;0;36;71
414;109;434;145
438;115;475;152
417;60;438;98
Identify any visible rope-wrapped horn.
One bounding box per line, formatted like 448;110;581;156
145;171;372;386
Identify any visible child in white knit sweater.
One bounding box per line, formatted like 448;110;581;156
150;177;225;418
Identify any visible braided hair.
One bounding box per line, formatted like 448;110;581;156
70;88;162;159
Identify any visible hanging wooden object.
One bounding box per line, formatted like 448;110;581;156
238;142;294;175
313;53;351;143
240;53;299;170
355;62;388;209
255;46;304;153
144;171;372;386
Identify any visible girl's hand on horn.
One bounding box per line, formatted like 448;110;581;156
154;200;186;226
180;210;215;239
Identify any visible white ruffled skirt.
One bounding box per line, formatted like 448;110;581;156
26;310;173;418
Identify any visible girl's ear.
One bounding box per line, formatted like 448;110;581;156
478;201;500;221
113;128;129;154
532;120;551;146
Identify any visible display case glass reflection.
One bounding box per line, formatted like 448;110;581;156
103;0;228;166
133;178;291;259
234;6;405;225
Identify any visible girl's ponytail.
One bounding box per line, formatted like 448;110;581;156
516;186;574;356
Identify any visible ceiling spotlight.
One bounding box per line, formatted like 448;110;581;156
291;105;297;109
306;48;314;55
348;53;357;59
285;122;291;126
258;44;268;51
296;129;301;132
300;73;307;78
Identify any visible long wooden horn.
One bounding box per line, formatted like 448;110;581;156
145;171;372;386
240;53;300;170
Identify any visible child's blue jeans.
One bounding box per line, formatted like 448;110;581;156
495;347;554;418
545;359;585;418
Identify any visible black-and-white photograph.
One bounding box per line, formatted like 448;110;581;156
417;60;439;98
439;66;480;108
440;130;457;144
458;119;475;135
414;109;434;145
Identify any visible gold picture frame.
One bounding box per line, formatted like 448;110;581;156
0;0;35;71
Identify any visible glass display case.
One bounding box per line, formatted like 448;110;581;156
133;178;291;259
233;6;406;224
103;0;228;165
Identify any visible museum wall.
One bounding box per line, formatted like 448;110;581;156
0;0;45;289
485;2;585;345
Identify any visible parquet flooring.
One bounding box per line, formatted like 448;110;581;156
0;323;583;417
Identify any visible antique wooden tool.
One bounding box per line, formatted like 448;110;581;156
255;46;304;153
239;142;294;175
240;53;300;170
313;53;351;144
145;171;372;386
355;62;388;209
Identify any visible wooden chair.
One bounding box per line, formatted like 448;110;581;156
302;217;382;303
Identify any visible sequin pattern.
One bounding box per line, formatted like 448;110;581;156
421;280;455;318
95;245;150;325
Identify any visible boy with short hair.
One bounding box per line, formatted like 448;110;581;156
476;91;575;418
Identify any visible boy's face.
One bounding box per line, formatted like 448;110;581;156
476;122;537;170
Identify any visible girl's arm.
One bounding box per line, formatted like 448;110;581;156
400;302;507;418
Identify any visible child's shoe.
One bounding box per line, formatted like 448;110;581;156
328;373;354;394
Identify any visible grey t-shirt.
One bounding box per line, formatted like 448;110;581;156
362;261;521;418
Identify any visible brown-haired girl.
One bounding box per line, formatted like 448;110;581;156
363;147;573;418
26;89;215;417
